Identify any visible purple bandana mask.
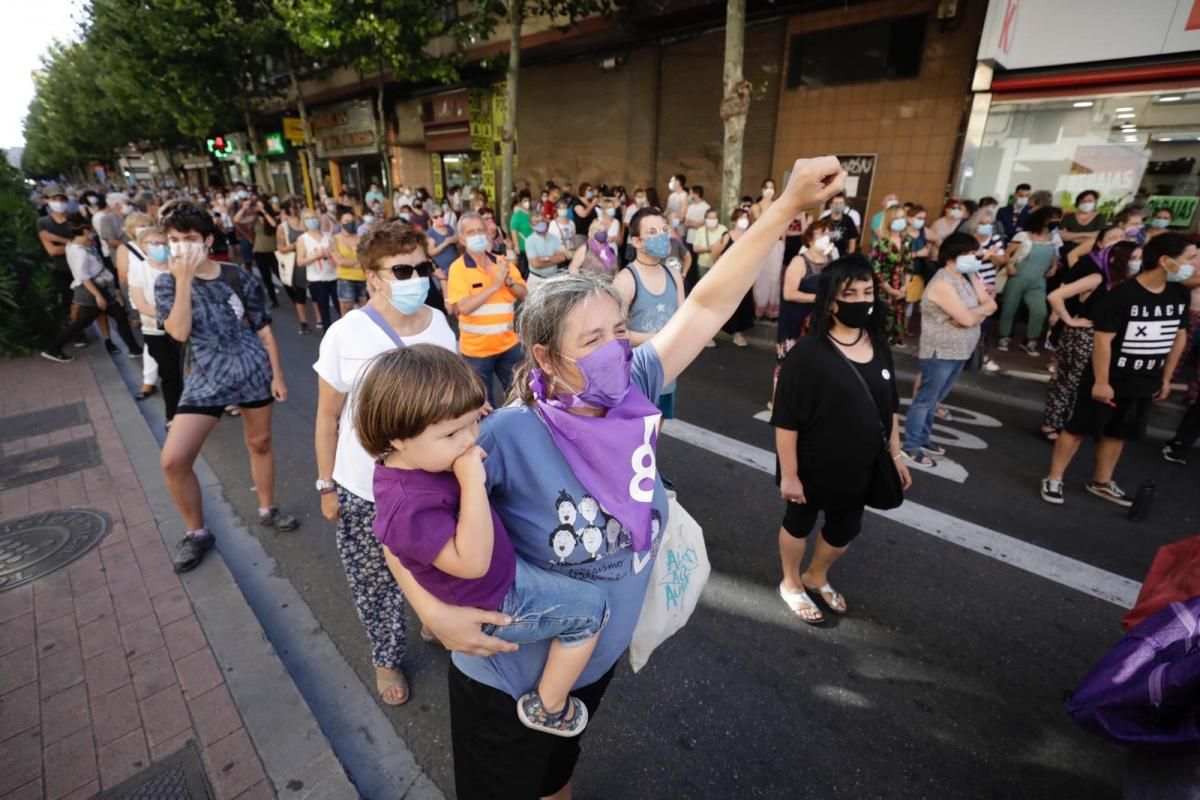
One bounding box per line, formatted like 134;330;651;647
530;340;661;551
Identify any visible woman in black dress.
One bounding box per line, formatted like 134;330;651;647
712;207;757;346
771;255;912;625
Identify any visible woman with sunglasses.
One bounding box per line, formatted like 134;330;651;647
314;221;456;706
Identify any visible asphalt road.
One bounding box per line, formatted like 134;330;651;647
113;296;1199;800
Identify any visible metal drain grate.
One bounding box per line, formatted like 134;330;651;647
94;740;215;800
0;401;88;443
0;437;101;491
0;510;110;591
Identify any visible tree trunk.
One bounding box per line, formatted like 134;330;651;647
242;109;271;189
499;0;522;228
376;82;390;196
289;68;320;207
720;0;751;224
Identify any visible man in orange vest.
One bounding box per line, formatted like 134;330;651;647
447;212;528;405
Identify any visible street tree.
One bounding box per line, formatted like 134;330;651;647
719;0;752;223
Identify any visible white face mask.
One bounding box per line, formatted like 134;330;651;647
1077;201;1096;213
735;217;750;230
813;235;832;254
884;198;899;208
762;187;775;199
705;218;718;228
949;208;964;220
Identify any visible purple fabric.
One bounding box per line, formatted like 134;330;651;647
529;366;662;552
589;239;615;270
1066;597;1200;754
1093;243;1115;287
372;465;517;610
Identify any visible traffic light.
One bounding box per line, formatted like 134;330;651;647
206;136;234;158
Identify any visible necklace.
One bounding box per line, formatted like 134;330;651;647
828;329;864;347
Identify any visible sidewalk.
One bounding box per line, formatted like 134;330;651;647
0;353;355;800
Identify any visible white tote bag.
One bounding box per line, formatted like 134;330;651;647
628;498;711;673
276;250;296;288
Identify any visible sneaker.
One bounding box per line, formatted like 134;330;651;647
1043;339;1057;353
517;692;588;738
1086;480;1133;508
733;332;749;347
997;337;1011;352
1040;478;1064;505
127;349;143;360
173;532;215;573
1021;340;1040;356
104;340;120;355
982;357;1001;373
298;323;311;336
72;335;89;348
1162;444;1188;465
259;506;300;532
39;350;75;364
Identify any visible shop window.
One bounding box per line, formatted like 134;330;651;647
786;15;926;90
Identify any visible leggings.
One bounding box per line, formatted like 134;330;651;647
1042;326;1092;432
308;280;337;328
143;334;183;420
47;292;140;355
252;251;279;305
999;269;1049;340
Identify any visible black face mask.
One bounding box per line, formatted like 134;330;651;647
832;300;874;329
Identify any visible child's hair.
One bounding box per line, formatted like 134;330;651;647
159;199;217;238
354;345;486;459
356;219;429;272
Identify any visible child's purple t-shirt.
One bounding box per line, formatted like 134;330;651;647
372;465;516;611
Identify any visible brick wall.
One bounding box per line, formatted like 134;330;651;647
771;0;986;217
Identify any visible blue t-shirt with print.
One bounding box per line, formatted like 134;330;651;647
454;343;671;699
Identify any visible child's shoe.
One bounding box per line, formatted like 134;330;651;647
517;691;588;737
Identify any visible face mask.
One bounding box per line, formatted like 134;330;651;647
237;191;248;200
169;241;207;259
671;219;681;229
1127;259;1142;275
466;234;489;252
976;223;994;237
521;200;531;209
736;217;750;230
1125;225;1141;238
271;196;279;205
762;187;775;198
705;218;718;229
668;180;678;191
304;218;321;230
955;255;982;274
813;235;831;253
1014;196;1029;208
982;205;998;215
400;213;411;222
889;218;907;233
642;233;671;259
592;230;609;245
387;276;430;314
949;208;964;220
86;196;98;205
325;202;337;212
911;218;925;230
363;215;375;225
147;243;170;264
557;208;568;218
1077;201;1096;213
832;300;874;329
534;222;548;234
636;197;647;207
586;190;595;199
884;199;898;208
605;208;616;217
342;223;355;234
1167;261;1196;283
541;195;549;202
1151;218;1170;229
831;204;846;215
561;338;633;409
48;201;67;213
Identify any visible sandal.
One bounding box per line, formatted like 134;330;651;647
803;581;848;615
902;450;936;468
375;667;409;706
934;406;953;422
778;582;824;625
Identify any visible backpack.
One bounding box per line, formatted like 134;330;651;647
1065;597;1200;754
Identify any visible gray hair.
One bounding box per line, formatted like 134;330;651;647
508;273;626;405
457;211;485;236
1031;189;1053;209
964;207;995;235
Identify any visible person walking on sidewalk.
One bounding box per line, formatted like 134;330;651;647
154;201;298;572
314;222;457;706
1041;233;1194;507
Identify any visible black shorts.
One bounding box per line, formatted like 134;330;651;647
782;502;864;548
1064;392;1152;441
448;662;615;799
174;397;273;419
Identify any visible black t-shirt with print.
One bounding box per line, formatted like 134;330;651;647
827;214;860;250
770;333;899;508
1092;278;1188;398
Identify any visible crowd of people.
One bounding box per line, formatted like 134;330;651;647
28;156;1200;798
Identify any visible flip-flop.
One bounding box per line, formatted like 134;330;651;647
803;581;848;615
778;582;824;625
375;667;409;706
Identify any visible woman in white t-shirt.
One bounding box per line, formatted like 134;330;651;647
127;226;184;422
296;208;339;330
313;222;456;706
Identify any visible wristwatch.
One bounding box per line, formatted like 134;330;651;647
315;478;336;494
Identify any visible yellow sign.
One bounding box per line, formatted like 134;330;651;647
431;153;444;202
282;117;306;143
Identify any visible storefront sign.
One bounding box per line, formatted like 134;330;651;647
1057;145;1148;210
1147;195;1198;227
181;155;212;171
265;132;286;155
431;153;444;201
834;154;877;223
313;100;378;159
282;117;306;144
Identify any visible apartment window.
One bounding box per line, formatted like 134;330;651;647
786;15;926;90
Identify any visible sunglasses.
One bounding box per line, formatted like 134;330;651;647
385;261;435;280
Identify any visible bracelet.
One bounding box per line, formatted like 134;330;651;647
892;453;903;461
318;487;336;495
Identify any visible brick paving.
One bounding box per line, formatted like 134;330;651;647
0;357;273;800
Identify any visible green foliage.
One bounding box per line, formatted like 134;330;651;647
0;156;64;356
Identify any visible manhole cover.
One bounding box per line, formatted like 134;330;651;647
0;510;110;592
94;739;215;800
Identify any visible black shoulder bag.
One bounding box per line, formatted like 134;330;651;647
830;340;905;510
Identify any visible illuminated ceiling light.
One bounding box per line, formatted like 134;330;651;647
1072;101;1094;108
1115;106;1134;112
1157;95;1183;103
1117;112;1136;119
1124;135;1139;142
1160;137;1173;142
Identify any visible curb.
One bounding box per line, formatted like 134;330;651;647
90;347;444;800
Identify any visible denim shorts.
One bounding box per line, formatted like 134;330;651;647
482;557;608;647
337;279;368;304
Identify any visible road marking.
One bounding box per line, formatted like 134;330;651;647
897;399;1002;428
753;409;771;423
663;418;1141;608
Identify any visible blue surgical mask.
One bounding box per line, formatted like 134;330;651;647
955;255;982;274
1166;261;1195;283
976;223;994;237
534;222;548;234
148;243;170;263
889;218;907;232
831;204;846;214
911;218;925;230
1126;259;1142;275
388;276;430;314
643;233;671;259
304;218;320;230
400;212;411;221
466;234;489;252
1151;218;1170;229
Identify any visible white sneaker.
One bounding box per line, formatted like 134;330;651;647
997;337;1011;352
982;357;1000;373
